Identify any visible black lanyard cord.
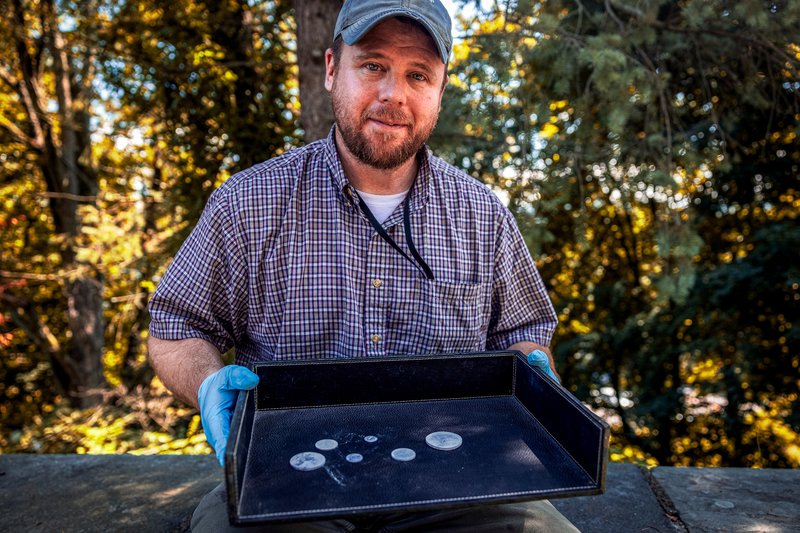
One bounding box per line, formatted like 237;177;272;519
351;188;435;280
402;200;434;280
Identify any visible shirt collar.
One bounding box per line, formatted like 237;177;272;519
324;126;433;213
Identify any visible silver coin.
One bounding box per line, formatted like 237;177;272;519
425;431;463;451
315;439;338;451
391;448;416;461
290;452;326;471
345;453;364;463
364;435;378;443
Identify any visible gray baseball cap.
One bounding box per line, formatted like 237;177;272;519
333;0;452;64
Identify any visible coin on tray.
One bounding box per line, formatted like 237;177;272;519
315;439;339;451
290;452;326;471
425;431;463;451
391;448;416;461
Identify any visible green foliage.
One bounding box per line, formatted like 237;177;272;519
433;0;799;466
1;0;298;455
100;0;299;233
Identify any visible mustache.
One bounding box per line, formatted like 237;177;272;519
363;107;413;127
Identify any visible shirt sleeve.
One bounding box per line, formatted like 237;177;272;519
485;209;558;350
148;188;249;354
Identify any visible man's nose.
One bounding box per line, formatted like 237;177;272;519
377;72;407;106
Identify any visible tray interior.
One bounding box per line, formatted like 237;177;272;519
226;352;609;524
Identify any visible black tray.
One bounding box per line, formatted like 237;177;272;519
225;351;609;525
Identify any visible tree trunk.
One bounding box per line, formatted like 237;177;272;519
294;0;340;142
66;276;106;406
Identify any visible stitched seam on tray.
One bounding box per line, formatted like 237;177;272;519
256;353;504;365
245;485;597;518
254;353;503;375
511;353;518;395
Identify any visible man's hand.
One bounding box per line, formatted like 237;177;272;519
526;349;560;383
508;341;560;383
198;365;260;466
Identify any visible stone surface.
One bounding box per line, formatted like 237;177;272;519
652;466;800;533
552;463;681;533
0;454;221;533
1;455;797;533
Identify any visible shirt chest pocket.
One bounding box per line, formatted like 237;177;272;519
426;280;490;353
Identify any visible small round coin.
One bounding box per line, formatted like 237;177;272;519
425;431;463;451
364;435;378;443
346;453;364;463
315;439;338;451
391;448;416;461
290;452;326;471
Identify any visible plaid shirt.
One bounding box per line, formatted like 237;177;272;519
148;129;557;365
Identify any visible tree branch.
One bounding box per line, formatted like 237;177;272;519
37;191;97;202
0;67;19;91
0;270;59;281
0;113;38;148
10;0;49;147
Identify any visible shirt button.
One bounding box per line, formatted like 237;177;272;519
371;334;382;344
372;278;383;288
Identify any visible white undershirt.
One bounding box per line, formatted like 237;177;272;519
355;189;409;224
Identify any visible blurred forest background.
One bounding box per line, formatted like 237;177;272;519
1;0;798;468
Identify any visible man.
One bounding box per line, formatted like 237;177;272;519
148;0;577;530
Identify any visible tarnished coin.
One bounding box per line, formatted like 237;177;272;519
425;431;463;451
290;452;326;471
364;435;378;443
315;439;338;451
391;448;416;461
346;453;364;463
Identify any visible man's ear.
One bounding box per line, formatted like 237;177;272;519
324;48;335;92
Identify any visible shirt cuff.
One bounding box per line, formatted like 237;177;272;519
486;324;554;352
148;321;233;355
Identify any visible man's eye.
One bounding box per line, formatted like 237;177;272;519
365;63;380;71
411;73;427;82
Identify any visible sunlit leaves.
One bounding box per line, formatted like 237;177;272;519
1;0;300;454
436;0;799;467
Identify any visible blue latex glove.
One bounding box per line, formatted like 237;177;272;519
198;365;260;466
526;349;560;383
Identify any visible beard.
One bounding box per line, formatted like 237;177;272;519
330;77;439;170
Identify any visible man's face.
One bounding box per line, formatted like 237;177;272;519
325;18;447;170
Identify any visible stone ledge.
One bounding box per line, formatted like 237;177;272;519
0;455;797;532
650;467;800;533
